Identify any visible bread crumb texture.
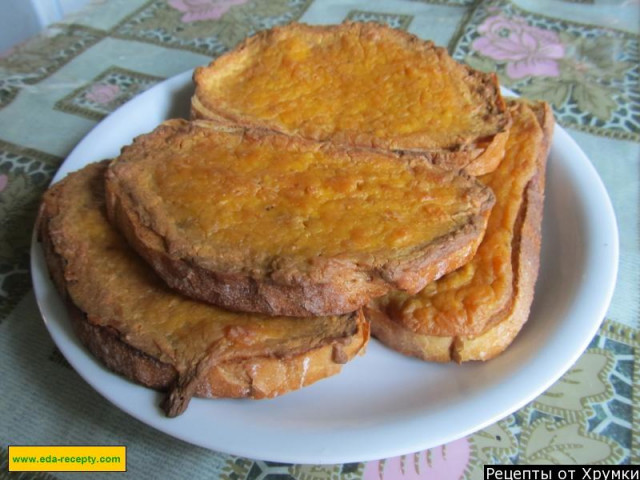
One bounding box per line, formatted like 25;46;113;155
194;22;508;152
375;101;544;337
113;120;489;273
46;162;360;370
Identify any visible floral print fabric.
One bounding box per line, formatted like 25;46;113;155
455;1;639;141
472;15;565;79
169;0;250;23
0;0;636;478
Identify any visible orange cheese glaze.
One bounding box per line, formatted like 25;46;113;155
58;164;355;369
125;124;485;264
195;23;504;151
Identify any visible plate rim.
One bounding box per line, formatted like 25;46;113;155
30;70;619;464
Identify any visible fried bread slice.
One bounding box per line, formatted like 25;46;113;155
105;119;495;317
365;99;554;362
37;161;369;417
191;22;510;175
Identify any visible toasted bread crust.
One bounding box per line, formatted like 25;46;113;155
37;162;369;416
191;22;510;175
106;120;495;317
366;100;554;362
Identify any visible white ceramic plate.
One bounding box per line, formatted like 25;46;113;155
31;71;618;464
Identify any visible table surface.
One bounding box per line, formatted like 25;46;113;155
0;0;637;478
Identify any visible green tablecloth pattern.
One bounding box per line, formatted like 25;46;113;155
0;1;637;477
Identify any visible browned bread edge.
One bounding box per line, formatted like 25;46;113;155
105;122;495;317
191;22;511;176
37;162;370;415
366;100;554;362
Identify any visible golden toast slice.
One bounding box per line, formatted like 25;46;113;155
38;161;369;417
365;99;554;362
192;22;510;175
105;119;495;317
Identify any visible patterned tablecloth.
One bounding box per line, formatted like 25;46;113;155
0;0;637;478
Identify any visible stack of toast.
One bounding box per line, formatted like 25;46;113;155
37;22;554;417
